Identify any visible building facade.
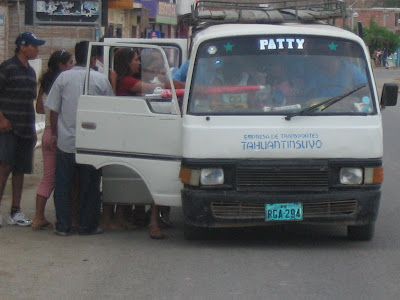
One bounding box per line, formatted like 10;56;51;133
1;1;400;70
0;0;178;73
350;7;400;31
107;0;177;39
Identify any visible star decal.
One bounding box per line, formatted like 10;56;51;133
224;42;234;51
328;42;338;51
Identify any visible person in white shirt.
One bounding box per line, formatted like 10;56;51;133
45;41;114;236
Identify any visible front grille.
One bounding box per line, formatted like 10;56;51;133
211;200;357;219
304;200;357;216
236;164;329;192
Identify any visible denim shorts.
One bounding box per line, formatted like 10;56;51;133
0;132;35;173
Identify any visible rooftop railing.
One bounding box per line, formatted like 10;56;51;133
192;0;347;31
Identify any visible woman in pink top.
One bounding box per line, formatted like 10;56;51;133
32;50;73;230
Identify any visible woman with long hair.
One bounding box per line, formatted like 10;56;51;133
114;47;167;95
32;50;73;230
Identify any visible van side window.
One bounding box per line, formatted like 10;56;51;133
109;46;177;115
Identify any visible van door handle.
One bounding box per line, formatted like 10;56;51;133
81;122;97;130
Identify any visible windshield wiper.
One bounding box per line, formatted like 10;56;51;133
285;84;367;121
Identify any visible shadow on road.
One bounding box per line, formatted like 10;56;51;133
182;225;348;244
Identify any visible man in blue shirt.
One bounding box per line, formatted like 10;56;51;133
172;60;189;82
306;56;367;98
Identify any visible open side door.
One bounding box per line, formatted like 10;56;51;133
76;42;183;207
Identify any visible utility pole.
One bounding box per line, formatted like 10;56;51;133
349;0;360;32
16;0;22;33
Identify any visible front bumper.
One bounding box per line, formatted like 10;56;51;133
182;189;380;228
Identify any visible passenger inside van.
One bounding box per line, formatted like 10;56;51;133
210;58;257;110
114;48;166;96
306;56;367;99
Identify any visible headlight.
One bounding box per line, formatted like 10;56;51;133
340;168;363;185
200;168;224;185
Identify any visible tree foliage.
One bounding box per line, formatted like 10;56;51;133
363;20;400;54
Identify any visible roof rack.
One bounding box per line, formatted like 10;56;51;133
192;0;347;31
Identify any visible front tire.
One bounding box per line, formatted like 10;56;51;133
347;222;375;241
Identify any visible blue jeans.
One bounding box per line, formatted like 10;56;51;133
54;148;101;233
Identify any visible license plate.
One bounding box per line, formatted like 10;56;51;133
265;203;303;221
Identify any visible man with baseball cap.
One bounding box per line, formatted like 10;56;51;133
15;32;46;47
0;32;46;227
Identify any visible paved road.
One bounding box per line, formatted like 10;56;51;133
1;68;400;300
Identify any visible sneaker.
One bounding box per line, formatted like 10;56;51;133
54;230;72;237
7;211;33;226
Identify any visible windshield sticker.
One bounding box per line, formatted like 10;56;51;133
214;58;223;67
207;45;217;55
328;42;338;51
224;42;234;51
259;38;305;50
241;133;322;151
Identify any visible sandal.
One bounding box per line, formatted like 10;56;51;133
149;223;165;240
31;221;53;231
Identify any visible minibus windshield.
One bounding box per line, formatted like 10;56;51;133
188;36;374;116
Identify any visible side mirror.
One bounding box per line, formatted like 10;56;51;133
380;83;398;109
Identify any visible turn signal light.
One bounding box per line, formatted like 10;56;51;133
179;167;200;186
373;167;383;184
364;167;383;184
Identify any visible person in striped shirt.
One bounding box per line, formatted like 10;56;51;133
0;32;45;227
